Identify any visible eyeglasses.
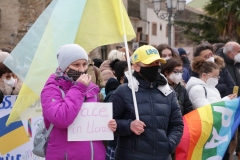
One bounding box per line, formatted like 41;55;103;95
172;70;184;75
203;53;213;59
207;74;220;80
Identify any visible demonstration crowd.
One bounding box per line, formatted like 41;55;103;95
0;41;240;160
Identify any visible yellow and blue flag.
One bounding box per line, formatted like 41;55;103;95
4;0;136;125
0;114;29;155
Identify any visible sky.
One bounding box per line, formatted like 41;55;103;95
186;0;193;4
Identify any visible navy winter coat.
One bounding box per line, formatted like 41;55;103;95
216;49;240;96
110;77;183;160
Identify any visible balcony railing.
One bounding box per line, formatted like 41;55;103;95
136;32;149;43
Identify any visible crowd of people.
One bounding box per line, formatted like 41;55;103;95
1;41;240;160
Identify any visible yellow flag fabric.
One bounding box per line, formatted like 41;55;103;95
5;0;135;125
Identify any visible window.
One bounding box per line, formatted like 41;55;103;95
160;24;162;31
128;0;140;18
152;23;157;36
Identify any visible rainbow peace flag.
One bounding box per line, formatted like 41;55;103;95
176;97;240;160
4;0;135;125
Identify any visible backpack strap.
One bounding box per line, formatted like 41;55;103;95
46;87;65;136
203;86;207;98
45;123;54;138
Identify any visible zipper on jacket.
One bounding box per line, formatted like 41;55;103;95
65;153;68;160
150;82;153;88
90;141;94;160
149;89;155;159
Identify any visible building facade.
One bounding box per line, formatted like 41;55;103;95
0;0;200;60
0;0;52;49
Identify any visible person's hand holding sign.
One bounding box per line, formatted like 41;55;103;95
108;119;117;132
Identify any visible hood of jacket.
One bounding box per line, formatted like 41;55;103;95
0;81;12;95
124;70;172;96
214;55;225;69
186;77;208;93
99;60;111;72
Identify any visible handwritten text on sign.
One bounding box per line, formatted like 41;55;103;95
68;102;113;141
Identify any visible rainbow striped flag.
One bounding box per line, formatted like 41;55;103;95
176;97;240;160
4;0;135;125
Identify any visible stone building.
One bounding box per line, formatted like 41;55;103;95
0;0;52;50
0;0;200;60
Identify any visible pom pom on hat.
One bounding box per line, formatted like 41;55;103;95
57;44;88;72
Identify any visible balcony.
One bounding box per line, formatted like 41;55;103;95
136;32;149;43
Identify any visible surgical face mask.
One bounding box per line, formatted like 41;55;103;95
234;53;240;62
3;77;16;88
163;57;171;61
169;73;183;84
206;56;215;62
206;77;218;87
67;68;85;81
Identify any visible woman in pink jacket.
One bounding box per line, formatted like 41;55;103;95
41;44;116;160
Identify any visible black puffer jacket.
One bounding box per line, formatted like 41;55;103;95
216;49;240;96
110;75;183;160
173;83;193;115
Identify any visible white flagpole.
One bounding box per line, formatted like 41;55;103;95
118;0;139;120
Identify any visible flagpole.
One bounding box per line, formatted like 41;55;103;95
118;0;139;120
123;35;139;120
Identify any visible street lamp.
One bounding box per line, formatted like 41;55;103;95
153;0;186;46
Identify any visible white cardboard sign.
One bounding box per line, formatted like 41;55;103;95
68;102;113;141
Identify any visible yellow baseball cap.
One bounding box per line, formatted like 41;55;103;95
131;45;166;64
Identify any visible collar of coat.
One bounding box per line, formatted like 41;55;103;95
124;70;172;96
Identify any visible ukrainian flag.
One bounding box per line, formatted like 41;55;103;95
0;114;29;155
4;0;136;125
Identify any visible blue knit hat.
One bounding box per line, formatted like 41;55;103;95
178;48;187;56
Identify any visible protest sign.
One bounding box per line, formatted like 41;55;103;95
68;102;113;141
0;95;44;160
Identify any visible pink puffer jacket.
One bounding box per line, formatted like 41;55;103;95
41;74;105;160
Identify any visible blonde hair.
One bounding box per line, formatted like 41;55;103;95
107;50;125;62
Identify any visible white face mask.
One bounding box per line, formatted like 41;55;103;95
163;57;171;60
3;77;16;88
234;53;240;62
206;56;215;62
169;73;183;84
206;77;218;87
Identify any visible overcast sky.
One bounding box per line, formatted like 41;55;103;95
186;0;193;4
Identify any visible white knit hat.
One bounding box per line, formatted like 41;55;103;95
57;44;88;72
0;51;10;63
107;50;125;62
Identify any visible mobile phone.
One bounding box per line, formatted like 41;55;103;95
233;86;239;94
